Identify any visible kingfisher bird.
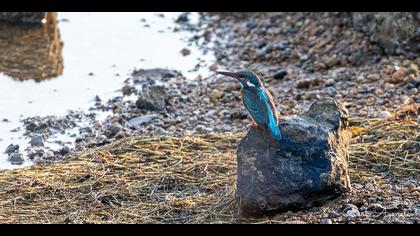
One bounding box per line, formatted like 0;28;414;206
217;70;282;141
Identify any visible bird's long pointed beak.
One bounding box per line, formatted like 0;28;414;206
216;70;240;79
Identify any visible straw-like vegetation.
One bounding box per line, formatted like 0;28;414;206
0;117;418;224
350;118;419;178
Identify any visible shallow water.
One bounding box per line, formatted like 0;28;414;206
0;12;213;169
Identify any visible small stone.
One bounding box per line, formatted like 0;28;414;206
244;21;255;30
43;150;55;159
122;84;134;96
104;124;122;138
206;109;217;117
29;135;44;147
210;89;223;102
327;87;336;97
296;78;321;89
381;183;392;190
209;63;218;72
320;219;332;224
325;55;339;67
8;153;24;165
369;203;386;212
195;125;211;133
325;79;335;86
387;68;405;83
378;111;392;119
180;48;191;56
2;118;9;122
405;182;416;190
273;69;288;80
5;144;19;154
343;204;359;213
137;85;166;111
346;209;361;218
230;108;248;119
386;202;400;212
127;114;158;128
88;72;95;76
59;146;70;156
114;132;125;140
175;13;189;23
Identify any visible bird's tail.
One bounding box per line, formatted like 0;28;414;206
268;113;282;141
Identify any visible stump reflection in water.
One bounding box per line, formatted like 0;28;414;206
0;12;63;82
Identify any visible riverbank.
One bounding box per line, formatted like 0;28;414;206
0;117;418;224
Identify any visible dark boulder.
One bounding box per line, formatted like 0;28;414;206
237;98;352;216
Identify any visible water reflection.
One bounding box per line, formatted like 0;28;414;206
0;12;63;82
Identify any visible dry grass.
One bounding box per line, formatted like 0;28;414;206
0;118;418;224
350;118;420;178
0;134;247;224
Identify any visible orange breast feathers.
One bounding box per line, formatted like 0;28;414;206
262;86;279;122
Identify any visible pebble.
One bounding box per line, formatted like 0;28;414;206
210;89;223;102
209;63;218;72
29;135;44;147
273;69;288;80
43;150;55;160
230;108;248;119
377;111;392;119
325;79;335;86
127;114;158;128
8;153;24;165
180;48;191;56
327;87;336;97
369;203;386;212
5;144;19;154
175;13;189;23
346;209;361;218
194;125;212;133
343;203;358;213
122;85;134;96
104;123;123;138
296;78;320;89
404;182;416;190
59;146;70;156
320;219;332;224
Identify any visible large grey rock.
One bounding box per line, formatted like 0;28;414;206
0;12;47;24
351;12;419;55
237;98;352;216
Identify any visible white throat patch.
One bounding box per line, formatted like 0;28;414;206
246;82;255;87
